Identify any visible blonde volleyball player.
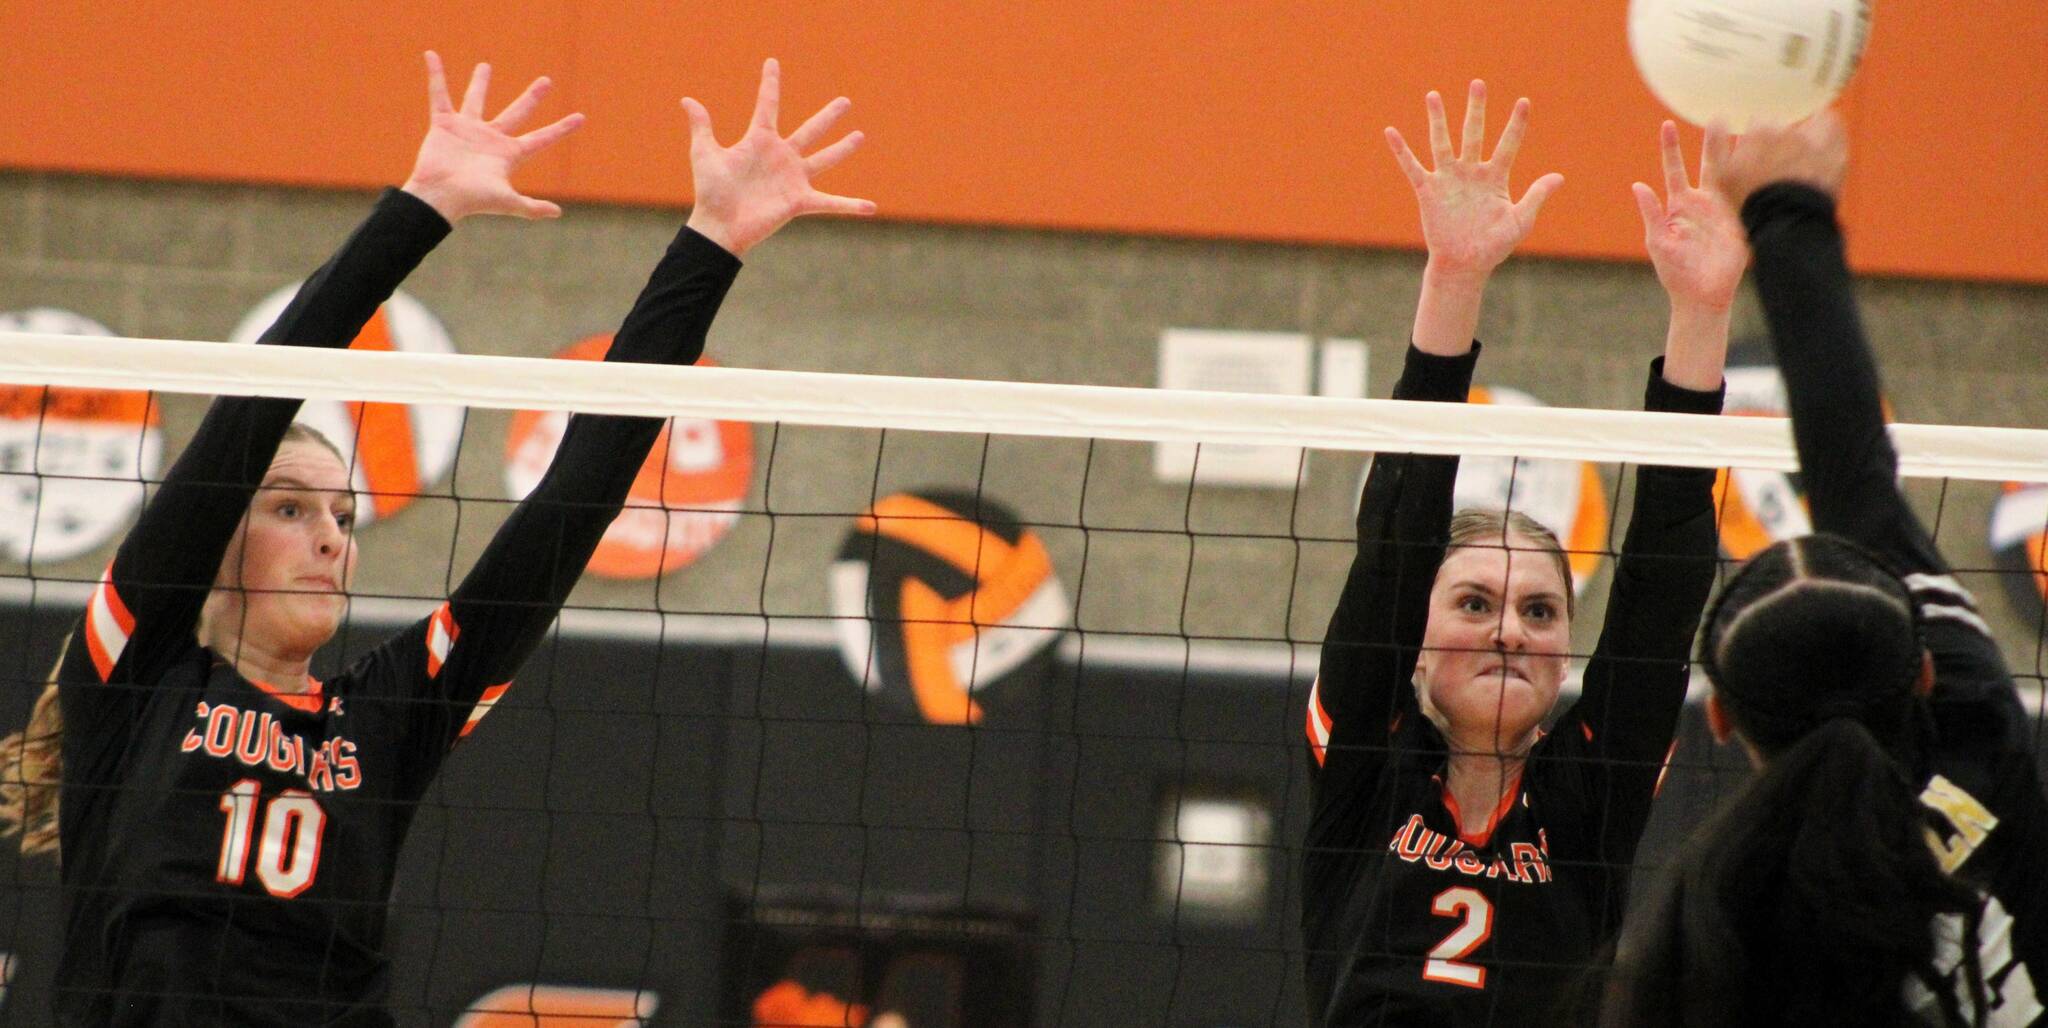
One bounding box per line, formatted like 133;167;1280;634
1603;113;2048;1027
0;55;871;1025
1302;81;1740;1025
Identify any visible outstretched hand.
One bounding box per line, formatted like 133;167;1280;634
1387;81;1564;280
1634;121;1747;312
1709;109;1850;210
401;51;585;224
683;59;876;258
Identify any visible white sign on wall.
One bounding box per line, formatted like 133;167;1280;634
1154;329;1365;488
1155;790;1273;922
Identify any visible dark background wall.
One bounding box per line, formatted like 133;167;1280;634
0;601;1760;1026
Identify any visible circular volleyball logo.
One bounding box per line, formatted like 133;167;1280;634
829;491;1070;726
503;335;753;579
0;308;163;563
229;286;463;525
1711;354;1813;560
1989;481;2048;617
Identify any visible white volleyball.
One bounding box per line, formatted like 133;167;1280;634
1629;0;1872;126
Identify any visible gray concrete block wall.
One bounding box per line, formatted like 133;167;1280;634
3;170;2045;671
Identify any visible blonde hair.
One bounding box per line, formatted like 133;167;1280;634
1;640;69;858
1445;508;1575;618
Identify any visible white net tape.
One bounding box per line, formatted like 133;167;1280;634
6;331;2048;482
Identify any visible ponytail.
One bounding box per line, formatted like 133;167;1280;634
0;639;68;859
1607;718;1975;1026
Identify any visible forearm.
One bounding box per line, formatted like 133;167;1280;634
1742;183;1938;566
608;226;744;365
1588;362;1722;667
113;189;450;598
446;222;741;679
1622;359;1723;561
1321;346;1475;703
1659;301;1731;392
1572;368;1720;762
1410;263;1488;357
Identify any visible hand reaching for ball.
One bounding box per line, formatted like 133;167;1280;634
1709;110;1850;210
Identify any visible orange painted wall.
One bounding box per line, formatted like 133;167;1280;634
4;2;2042;282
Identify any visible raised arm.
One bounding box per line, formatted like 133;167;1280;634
79;53;577;684
1710;113;1929;564
1310;82;1557;787
1712;113;2018;723
1565;122;1738;771
414;60;874;749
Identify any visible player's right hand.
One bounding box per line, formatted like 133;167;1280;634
401;51;586;224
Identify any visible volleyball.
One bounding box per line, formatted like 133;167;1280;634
1628;0;1872;126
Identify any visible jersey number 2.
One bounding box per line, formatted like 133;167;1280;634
1423;886;1493;989
216;779;326;898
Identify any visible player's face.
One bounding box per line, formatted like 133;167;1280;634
1416;538;1571;751
215;442;358;655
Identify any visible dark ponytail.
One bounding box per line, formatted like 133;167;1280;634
1607;719;1976;1026
1606;534;1978;1026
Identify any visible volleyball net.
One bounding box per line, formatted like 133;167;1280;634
2;330;2046;1025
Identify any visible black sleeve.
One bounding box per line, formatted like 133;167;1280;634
1743;183;2021;737
395;226;742;757
1558;359;1722;866
73;189;450;687
1308;343;1477;797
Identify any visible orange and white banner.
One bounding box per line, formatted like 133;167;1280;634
1990;481;2048;615
0;308;162;563
503;335;753;579
229;286;463;525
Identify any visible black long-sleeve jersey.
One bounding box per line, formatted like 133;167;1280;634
1303;344;1723;1026
51;189;742;1026
1745;183;2047;1025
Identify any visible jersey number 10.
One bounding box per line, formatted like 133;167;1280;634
216;779;327;899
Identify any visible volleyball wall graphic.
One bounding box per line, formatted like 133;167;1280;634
1364;385;1610;593
229;286;462;524
0;308;163;563
829;491;1070;726
1989;481;2048;617
1711;360;1812;560
504;335;753;579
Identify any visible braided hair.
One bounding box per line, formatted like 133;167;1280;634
1604;533;1982;1027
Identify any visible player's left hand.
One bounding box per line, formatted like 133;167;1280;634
401;51;586;223
1634;120;1747;312
683;58;877;258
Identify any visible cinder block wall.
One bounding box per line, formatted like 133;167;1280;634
4;171;2045;671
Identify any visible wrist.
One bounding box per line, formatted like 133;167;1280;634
684;210;746;258
400;178;467;225
1660;303;1732;392
1667;294;1735;319
1412;262;1489;358
1422;259;1494;293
